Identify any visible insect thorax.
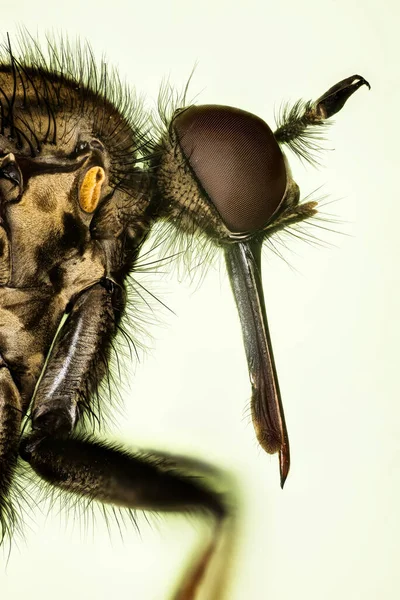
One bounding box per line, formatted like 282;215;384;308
0;64;151;292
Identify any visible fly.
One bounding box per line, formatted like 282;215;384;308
0;33;369;598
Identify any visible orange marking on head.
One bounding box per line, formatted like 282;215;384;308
79;166;105;213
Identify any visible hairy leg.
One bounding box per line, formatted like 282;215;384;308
30;280;117;437
20;435;233;599
20;280;234;598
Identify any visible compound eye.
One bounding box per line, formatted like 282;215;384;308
173;105;287;234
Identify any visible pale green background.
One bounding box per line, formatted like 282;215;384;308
1;1;398;599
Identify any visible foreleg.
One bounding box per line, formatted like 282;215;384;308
20;280;233;599
29;280;117;437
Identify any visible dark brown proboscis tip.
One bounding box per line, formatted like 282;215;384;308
173;105;287;234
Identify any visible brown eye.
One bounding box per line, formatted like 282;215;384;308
173;105;287;234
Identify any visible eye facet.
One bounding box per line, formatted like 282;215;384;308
173;105;287;234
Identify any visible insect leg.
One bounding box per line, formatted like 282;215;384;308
20;281;233;598
0;357;22;541
274;74;370;146
28;281;116;437
20;435;231;598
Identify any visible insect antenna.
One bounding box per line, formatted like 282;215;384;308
274;98;332;166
